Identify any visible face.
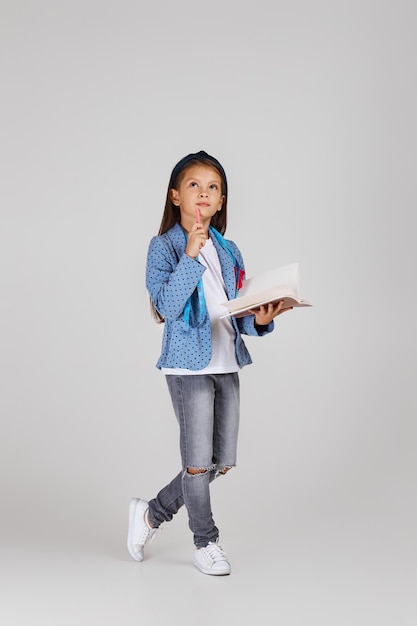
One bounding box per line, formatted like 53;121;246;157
170;165;224;230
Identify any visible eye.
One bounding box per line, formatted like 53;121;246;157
210;184;219;190
189;181;198;188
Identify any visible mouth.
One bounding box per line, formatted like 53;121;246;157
197;202;210;207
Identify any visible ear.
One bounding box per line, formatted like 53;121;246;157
170;189;180;205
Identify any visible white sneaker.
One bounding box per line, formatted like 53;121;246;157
127;498;158;562
193;542;231;576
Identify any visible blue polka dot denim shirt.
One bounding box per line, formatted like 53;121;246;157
146;223;274;370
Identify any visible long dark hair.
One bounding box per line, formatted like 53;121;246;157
157;151;228;235
151;151;229;323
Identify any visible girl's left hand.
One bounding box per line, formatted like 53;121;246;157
248;300;293;326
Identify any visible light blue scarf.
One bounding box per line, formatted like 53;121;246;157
182;226;242;329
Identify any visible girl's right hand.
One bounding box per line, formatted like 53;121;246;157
185;222;207;258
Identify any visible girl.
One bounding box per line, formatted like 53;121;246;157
127;150;292;576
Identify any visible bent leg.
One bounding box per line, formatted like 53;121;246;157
148;471;184;528
166;375;219;547
148;466;219;530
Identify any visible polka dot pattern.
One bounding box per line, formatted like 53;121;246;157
146;223;274;370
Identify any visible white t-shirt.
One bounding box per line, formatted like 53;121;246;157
162;236;239;375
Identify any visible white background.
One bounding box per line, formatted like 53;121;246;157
1;1;416;624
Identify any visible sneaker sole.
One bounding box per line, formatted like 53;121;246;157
127;498;145;562
193;559;231;576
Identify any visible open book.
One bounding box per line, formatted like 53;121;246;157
220;262;312;318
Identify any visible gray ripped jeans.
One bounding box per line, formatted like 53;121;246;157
148;373;240;548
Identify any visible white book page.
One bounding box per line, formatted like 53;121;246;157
237;262;300;300
220;262;312;317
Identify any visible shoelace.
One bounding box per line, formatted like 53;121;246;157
135;524;160;549
203;542;227;563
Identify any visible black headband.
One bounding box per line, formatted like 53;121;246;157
169;150;228;195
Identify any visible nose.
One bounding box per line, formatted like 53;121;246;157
199;189;208;197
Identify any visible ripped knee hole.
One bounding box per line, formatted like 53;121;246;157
186;466;232;475
187;467;208;475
